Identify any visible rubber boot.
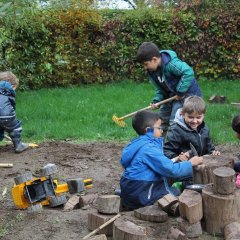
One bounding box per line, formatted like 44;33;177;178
12;139;29;153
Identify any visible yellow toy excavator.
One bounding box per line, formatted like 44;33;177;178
12;163;92;212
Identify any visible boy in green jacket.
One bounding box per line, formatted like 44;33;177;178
136;42;202;131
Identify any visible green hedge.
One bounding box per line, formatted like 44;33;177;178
0;4;239;89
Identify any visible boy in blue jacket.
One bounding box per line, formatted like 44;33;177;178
232;114;240;172
120;110;203;210
136;42;202;132
0;71;28;153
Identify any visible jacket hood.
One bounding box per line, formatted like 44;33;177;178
160;50;178;65
121;130;162;168
0;81;15;97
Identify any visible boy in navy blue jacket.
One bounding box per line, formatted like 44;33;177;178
120;110;203;210
232;114;240;172
0;71;28;153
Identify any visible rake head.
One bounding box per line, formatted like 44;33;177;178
112;115;127;128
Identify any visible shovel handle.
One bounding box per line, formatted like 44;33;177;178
120;95;178;120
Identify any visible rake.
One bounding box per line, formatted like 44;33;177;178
112;95;178;127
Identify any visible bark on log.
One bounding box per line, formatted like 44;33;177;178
193;154;234;184
224;222;240;240
134;205;168;222
178;189;203;224
79;194;98;208
97;195;120;214
202;184;240;236
113;219;147;240
88;211;115;235
213;167;236;195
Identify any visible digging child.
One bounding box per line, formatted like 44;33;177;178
119;110;203;210
0;71;28;153
136;42;202;132
232;115;240;176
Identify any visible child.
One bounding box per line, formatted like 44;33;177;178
0;71;28;153
136;42;202;131
164;96;220;161
232;114;240;172
120;110;203;210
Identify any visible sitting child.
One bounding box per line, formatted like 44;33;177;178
164;96;220;161
0;71;28;153
232;114;240;173
120;110;203;210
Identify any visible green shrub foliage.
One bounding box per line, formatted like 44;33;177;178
0;1;239;89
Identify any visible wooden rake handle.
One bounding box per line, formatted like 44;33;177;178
119;95;178;121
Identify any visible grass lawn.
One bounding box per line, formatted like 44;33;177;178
15;79;240;144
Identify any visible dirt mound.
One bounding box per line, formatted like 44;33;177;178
0;141;239;239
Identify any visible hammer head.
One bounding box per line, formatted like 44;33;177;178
188;143;199;158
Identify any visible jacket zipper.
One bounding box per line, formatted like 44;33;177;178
198;133;203;156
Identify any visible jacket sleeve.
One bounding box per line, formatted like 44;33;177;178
144;149;193;179
167;59;195;96
164;128;183;159
148;74;164;103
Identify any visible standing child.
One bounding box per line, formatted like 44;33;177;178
164;96;220;161
0;71;28;153
120;110;203;210
136;42;202;132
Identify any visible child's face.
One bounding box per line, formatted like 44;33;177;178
143;57;161;72
182;112;204;130
153;119;163;138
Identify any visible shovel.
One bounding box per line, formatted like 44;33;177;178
112;95;178;127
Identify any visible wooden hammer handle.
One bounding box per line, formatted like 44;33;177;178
0;163;13;168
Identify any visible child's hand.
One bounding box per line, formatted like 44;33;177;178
150;103;159;110
212;150;221;156
189;156;203;166
178;152;190;161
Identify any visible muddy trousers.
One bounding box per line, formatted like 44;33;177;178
0;116;23;147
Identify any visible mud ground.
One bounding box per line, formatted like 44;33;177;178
0;141;239;240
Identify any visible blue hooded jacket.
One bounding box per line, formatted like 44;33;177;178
120;129;193;209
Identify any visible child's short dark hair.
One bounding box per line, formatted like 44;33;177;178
136;42;161;63
232;115;240;134
182;96;206;114
132;110;161;135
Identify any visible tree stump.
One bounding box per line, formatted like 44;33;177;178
97;195;120;214
193;154;235;184
167;227;189;240
224;222;240;240
177;217;202;238
88;211;115;236
213;167;236;195
178;189;203;224
134;205;168;222
202;184;240;235
113;219;147;240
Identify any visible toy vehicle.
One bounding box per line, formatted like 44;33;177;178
12;163;92;211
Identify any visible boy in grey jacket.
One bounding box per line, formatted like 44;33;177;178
0;71;28;153
164;96;220;161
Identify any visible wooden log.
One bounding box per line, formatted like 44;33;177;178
0;163;13;168
177;217;202;238
134;205;168;222
167;226;189;240
202;184;240;236
224;222;240;240
88;211;116;236
63;195;79;210
97;195;120;214
79;194;98;208
113;219;147;240
178;189;203;224
213;167;236;195
84;213;120;239
193;154;235;184
88;235;107;240
157;193;178;211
